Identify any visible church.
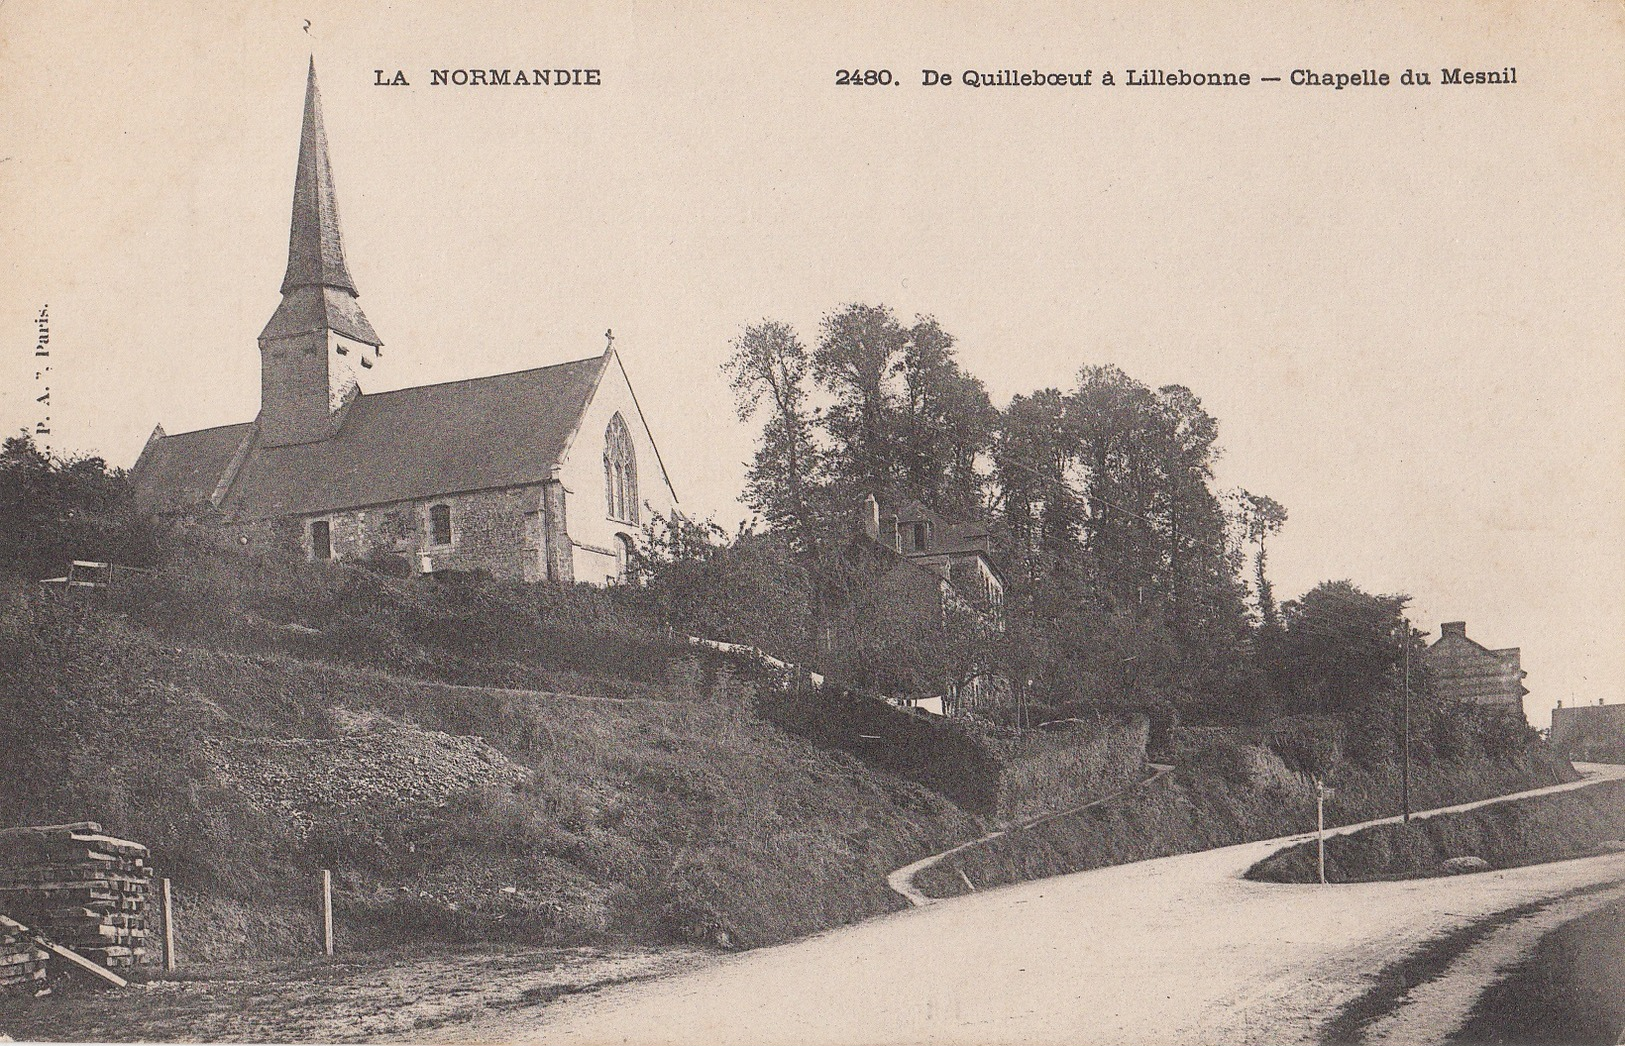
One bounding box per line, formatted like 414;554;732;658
130;62;678;585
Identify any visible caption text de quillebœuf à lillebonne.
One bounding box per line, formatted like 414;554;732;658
369;65;1517;91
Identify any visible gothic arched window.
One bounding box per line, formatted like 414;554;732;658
604;413;638;523
615;533;636;582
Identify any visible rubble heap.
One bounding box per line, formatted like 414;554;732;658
0;822;153;970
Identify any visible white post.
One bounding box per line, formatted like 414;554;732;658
321;869;334;956
1316;779;1327;885
161;877;176;972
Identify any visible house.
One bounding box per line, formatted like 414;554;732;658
850;495;1006;714
1423;620;1528;718
860;494;1005;615
1548;701;1625;761
129;61;677;585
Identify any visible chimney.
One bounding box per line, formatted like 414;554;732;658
1440;621;1467;638
864;494;880;539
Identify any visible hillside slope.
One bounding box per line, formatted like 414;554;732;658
0;590;979;959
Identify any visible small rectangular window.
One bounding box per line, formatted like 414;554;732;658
913;523;928;551
429;504;453;546
310;520;332;561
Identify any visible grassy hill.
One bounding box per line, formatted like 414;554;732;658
0;532;1580;964
911;722;1577;899
1;576;984;959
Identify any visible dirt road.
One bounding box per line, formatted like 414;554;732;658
447;762;1625;1046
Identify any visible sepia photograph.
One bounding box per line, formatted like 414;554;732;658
1;2;1622;1043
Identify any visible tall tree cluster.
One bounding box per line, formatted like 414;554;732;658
709;302;1486;738
714;303;1298;709
724;304;998;543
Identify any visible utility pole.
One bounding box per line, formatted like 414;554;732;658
1401;621;1412;824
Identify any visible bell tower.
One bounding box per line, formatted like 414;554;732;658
257;59;382;448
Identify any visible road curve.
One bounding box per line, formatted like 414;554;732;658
438;762;1625;1046
887;762;1178;906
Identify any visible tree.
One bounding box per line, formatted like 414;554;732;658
1067;365;1163;610
1229;490;1288;628
1276;580;1421;717
994;389;1085;575
1144;383;1242;641
631;511;818;663
723;321;826;551
0;433;156;581
894;316;996;519
813;303;908;504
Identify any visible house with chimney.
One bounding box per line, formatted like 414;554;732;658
847;495;1006;714
1423;620;1529;719
129;61;677;585
859;495;1005;617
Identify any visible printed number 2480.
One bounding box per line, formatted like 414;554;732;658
836;70;894;85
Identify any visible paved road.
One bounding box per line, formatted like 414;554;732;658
442;763;1625;1046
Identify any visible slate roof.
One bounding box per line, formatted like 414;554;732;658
261;285;380;346
257;60;380;347
283;59;356;298
132;353;609;521
129;422;254;514
884;499;998;561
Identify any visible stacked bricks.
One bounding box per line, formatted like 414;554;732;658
0;822;152;970
0;914;49;993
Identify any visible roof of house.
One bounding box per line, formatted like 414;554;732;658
132;353;610;520
882;498;998;563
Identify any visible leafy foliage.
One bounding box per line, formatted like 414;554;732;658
0;433;157;581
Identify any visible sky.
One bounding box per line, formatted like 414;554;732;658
3;1;1621;728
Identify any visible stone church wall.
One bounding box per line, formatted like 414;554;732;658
232;485;551;582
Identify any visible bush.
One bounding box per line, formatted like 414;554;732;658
0;434;159;582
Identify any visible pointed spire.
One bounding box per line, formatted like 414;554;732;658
281;58;357;295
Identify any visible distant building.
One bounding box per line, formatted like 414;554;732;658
129;61;677;585
849;495;1006;715
1549;702;1625;762
1423;621;1528;717
860;495;1005;615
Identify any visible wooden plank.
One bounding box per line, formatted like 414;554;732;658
0;823;101;841
65;834;150;859
34;937;127;988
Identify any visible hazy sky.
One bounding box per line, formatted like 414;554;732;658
4;2;1621;727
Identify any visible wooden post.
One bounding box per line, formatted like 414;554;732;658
1316;778;1327;886
161;877;176;972
321;869;333;957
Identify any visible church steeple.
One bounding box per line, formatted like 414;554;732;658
258;59;381;448
281;57;358;296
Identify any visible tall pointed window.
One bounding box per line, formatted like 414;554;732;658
604;414;639;523
615;533;636;583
